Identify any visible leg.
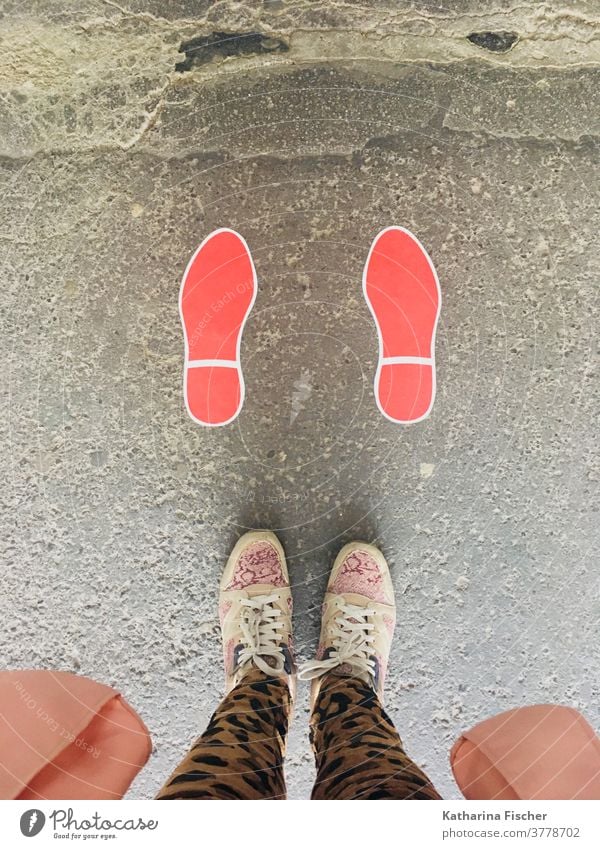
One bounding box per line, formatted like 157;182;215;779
156;668;290;799
310;672;441;799
299;541;441;800
158;530;296;799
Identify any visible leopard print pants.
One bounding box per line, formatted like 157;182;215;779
156;668;441;800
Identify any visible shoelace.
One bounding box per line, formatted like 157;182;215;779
298;600;376;684
236;593;287;676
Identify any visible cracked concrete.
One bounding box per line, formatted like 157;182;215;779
0;1;598;800
2;1;600;156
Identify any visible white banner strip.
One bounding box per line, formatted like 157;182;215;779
1;800;599;848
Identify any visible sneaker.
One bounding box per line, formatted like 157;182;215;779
299;541;395;704
219;530;295;697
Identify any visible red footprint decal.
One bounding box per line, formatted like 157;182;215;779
180;228;257;426
363;226;441;424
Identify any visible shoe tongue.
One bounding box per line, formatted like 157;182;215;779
330;663;372;687
333;662;353;676
233;647;284;679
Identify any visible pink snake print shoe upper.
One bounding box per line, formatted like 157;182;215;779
330;548;394;605
225;541;287;591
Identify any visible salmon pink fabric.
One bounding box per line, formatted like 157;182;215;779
451;704;600;800
0;670;151;800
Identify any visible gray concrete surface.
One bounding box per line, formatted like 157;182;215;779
0;1;598;799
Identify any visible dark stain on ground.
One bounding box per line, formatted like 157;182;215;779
176;31;289;72
467;31;519;53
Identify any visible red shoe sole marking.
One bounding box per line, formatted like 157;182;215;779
363;226;441;424
179;228;257;426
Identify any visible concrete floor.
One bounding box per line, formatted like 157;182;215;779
0;2;598;799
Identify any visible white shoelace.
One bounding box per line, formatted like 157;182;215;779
236;593;287;676
298;600;377;684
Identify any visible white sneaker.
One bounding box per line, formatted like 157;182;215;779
299;541;395;704
219;530;295;697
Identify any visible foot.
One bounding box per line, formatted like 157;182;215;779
299;541;395;704
219;530;295;697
